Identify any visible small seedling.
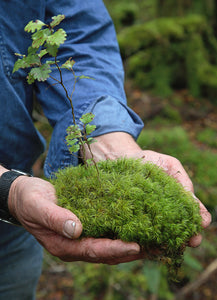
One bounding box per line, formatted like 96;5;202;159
13;14;97;168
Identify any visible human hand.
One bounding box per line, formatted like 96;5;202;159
7;174;147;263
83;132;212;247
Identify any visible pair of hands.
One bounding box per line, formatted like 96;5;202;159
8;132;211;264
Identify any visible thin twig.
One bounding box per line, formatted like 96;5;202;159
52;57;99;172
174;258;217;299
54;57;76;125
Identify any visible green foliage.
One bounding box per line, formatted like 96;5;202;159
27;64;52;83
66;113;96;155
106;2;139;31
104;0;217;99
61;57;75;70
50;15;65;28
67;261;153;300
142;261;173;299
196;127;217;148
118;15;217;98
13;14;67;82
24;20;46;33
53;158;202;274
155;0;217;22
104;0;158;28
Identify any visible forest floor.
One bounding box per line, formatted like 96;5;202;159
36;83;217;300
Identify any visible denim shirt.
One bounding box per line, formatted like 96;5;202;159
0;0;143;177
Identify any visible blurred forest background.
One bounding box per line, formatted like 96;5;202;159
36;0;217;299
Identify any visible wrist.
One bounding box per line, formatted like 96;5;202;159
82;132;142;162
7;175;27;221
0;165;9;176
0;169;32;225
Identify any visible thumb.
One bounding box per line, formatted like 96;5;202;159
37;201;83;239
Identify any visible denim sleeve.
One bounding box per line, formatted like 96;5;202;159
37;1;144;177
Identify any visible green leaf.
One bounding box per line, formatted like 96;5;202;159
143;262;161;294
32;28;51;48
24;20;46;33
28;64;51;82
13;58;29;73
13;54;40;73
50;15;65;28
78;75;94;80
184;253;203;271
14;53;25;57
67;138;78;146
45;43;58;57
68;143;80;153
61;58;75;70
27;46;38;55
46;29;66;46
66;125;82;139
86;158;94;165
25;54;41;66
80;113;95;124
45;60;56;65
85;124;96;135
27;72;35;84
38;49;48;58
87;137;96;144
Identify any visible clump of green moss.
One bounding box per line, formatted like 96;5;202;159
53;158;202;272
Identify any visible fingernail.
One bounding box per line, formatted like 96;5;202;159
191;193;199;202
63;220;76;238
127;246;140;256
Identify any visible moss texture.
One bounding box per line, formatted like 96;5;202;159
53;158;202;271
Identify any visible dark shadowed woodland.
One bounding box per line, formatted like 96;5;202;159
36;1;217;299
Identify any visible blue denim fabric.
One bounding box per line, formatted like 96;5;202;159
0;221;43;300
0;0;144;176
0;1;144;298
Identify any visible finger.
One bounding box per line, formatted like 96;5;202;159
191;194;212;228
141;151;194;191
167;158;194;192
49;238;141;263
162;157;211;229
77;238;141;260
199;204;212;228
188;234;203;248
28;199;83;239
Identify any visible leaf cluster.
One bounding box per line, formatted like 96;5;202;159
53;158;202;272
66;113;96;154
13;15;67;83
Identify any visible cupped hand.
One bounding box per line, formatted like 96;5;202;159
84;132;212;248
139;150;212;247
8;175;145;263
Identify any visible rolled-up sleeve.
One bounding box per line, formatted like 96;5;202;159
36;1;143;177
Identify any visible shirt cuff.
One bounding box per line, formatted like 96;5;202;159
44;95;144;178
82;95;144;139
